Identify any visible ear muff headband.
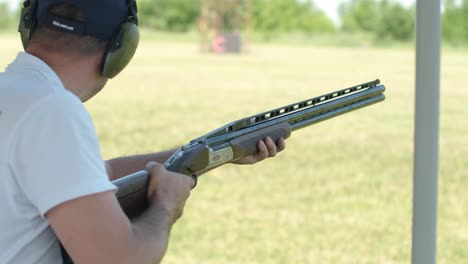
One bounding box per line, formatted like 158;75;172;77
17;0;139;79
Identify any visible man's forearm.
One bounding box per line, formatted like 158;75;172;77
106;149;177;180
127;163;190;264
130;203;174;264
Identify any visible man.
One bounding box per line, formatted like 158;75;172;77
0;0;285;263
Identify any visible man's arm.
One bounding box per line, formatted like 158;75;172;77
47;163;193;264
106;149;177;180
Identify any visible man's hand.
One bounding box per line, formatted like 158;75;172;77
233;137;286;165
145;162;194;224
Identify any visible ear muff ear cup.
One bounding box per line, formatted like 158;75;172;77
102;22;139;79
18;0;37;50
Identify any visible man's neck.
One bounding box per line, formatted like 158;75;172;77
26;47;106;101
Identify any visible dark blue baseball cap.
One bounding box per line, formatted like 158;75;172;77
36;0;132;41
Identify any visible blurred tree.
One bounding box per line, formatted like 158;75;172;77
339;0;414;42
132;0;337;39
376;0;415;41
198;0;252;52
463;0;468;41
442;0;468;44
251;0;335;38
138;0;200;32
199;0;251;32
0;3;11;30
339;0;379;33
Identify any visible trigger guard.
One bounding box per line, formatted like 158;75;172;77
191;174;198;189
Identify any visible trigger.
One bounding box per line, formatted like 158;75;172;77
191;174;198;190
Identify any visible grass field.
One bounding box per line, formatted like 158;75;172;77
1;33;467;263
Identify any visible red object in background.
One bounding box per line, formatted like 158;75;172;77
211;33;242;54
211;35;226;53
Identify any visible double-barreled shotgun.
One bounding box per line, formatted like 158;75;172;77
114;79;386;218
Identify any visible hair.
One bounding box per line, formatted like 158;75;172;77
28;2;108;55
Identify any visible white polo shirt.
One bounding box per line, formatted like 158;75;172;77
0;52;116;263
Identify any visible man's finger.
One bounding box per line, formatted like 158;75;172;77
265;136;277;157
276;137;286;152
257;140;269;161
145;161;158;173
145;162;162;201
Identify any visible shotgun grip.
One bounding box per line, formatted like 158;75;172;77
230;122;292;159
113;170;149;219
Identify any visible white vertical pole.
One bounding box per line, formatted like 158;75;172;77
412;1;441;264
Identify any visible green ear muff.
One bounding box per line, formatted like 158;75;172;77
102;22;140;79
18;0;37;50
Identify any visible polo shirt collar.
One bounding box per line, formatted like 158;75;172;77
6;52;64;88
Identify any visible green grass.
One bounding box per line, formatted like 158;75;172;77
1;33;467;263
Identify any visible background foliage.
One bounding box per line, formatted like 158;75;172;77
138;0;200;32
2;0;468;45
251;0;335;38
339;0;415;41
442;0;468;45
0;2;17;30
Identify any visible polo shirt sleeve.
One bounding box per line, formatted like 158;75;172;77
11;92;117;217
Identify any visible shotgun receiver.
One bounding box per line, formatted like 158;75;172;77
114;80;386;218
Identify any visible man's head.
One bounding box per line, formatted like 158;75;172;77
18;0;139;101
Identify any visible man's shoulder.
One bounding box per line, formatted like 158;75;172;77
0;67;85;123
0;52;80;115
0;57;88;166
0;67;89;153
